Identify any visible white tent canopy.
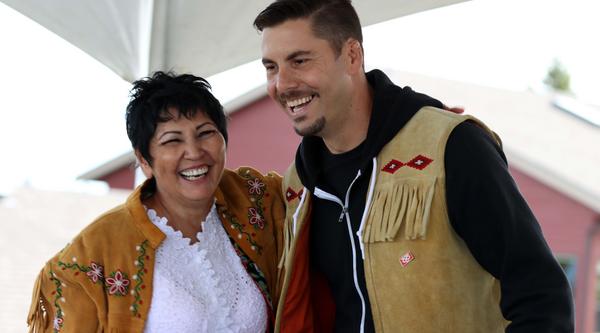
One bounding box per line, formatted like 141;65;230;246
1;0;468;82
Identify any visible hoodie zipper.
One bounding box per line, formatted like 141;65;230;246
356;157;378;260
313;170;367;333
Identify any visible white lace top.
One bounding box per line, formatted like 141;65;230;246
143;204;268;333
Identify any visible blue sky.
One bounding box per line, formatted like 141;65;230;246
1;0;598;195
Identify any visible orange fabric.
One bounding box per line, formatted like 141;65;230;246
279;212;336;333
279;211;315;333
311;269;335;333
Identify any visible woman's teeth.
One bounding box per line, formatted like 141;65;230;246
179;167;208;180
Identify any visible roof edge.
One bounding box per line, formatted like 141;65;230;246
223;84;267;115
78;85;268;181
78;151;136;180
504;147;600;214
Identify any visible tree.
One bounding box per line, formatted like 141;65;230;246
544;59;571;92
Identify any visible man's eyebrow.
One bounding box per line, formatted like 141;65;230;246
262;57;274;66
286;50;311;61
261;50;313;65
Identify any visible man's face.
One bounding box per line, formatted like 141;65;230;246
261;19;353;137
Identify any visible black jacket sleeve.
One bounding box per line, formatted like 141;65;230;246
445;121;574;333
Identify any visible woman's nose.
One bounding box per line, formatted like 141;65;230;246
183;141;205;160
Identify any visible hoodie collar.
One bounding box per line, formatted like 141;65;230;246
295;69;443;191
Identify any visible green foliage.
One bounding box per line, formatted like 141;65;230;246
544;59;571;92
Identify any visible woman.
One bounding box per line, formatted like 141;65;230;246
27;72;285;332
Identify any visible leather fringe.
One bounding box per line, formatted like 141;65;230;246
27;271;49;333
364;178;436;243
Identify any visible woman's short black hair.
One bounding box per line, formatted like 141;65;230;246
125;71;227;164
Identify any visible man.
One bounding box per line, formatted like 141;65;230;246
254;0;574;332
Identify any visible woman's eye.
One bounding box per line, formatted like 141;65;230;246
199;130;217;138
160;138;180;145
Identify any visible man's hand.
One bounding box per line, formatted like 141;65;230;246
443;104;464;114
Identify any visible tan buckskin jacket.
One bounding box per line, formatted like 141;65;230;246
276;107;509;332
27;167;285;333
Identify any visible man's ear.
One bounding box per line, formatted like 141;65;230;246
345;39;364;74
135;150;153;179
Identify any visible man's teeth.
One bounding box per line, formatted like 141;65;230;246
286;95;313;110
180;167;208;180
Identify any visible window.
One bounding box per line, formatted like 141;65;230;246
556;256;577;294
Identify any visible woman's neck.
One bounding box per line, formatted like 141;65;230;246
146;192;212;243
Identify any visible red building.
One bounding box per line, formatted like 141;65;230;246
81;72;600;332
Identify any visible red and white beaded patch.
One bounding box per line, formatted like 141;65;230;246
406;155;433;170
381;159;404;174
382;155;434;174
285;187;303;202
399;251;415;267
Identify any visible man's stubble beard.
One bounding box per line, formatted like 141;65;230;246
294;116;326;137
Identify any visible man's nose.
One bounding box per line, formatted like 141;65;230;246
275;66;299;92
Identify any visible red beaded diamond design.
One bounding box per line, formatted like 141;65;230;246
285;187;303;202
381;159;404;174
406;155;433;170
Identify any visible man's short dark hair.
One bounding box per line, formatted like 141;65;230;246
253;0;363;56
125;71;227;165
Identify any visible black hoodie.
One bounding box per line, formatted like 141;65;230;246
294;70;573;333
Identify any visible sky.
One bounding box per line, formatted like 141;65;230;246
0;0;598;196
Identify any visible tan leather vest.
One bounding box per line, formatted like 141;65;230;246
279;107;509;332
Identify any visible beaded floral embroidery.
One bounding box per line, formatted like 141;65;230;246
54;240;149;322
130;240;149;317
105;270;130;296
231;241;273;311
49;271;65;332
247;178;266;195
242;171;268;232
86;262;104;283
57;257;99;282
248;207;265;229
219;206;263;255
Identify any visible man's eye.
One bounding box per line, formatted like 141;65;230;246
294;58;307;65
265;65;276;72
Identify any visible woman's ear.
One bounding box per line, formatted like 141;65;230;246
135;150;153;179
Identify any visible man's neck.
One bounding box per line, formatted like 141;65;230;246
322;77;373;154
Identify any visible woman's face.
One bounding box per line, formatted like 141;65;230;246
138;109;226;207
